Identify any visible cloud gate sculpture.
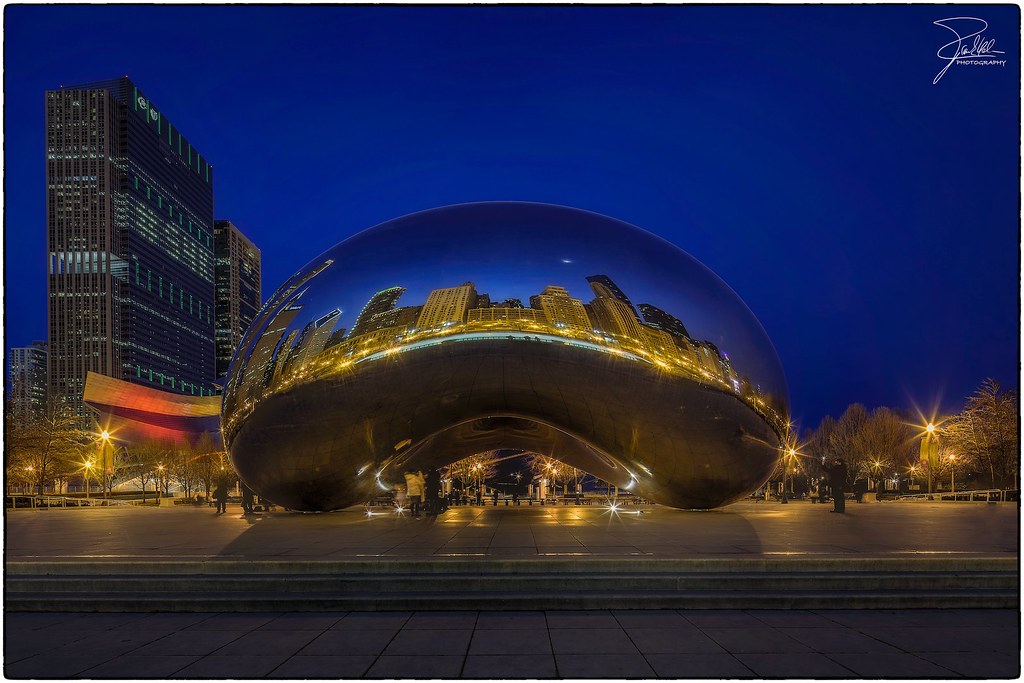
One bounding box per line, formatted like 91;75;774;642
222;202;789;511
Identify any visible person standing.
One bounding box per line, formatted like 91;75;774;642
240;481;255;515
425;468;441;516
404;470;425;518
213;479;228;515
829;459;848;513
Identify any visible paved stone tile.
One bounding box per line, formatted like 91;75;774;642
112;612;216;630
171;654;290;678
463;654;558;678
62;613;153;630
5;613;85;630
475;611;547;629
625;627;725;654
736;652;858;677
470;628;552;654
818;609;946;629
4;653;116;679
78;654;200;678
645;653;755;677
545;610;619;629
612;610;693;628
48;628;170;657
383;629;473;655
550;628;637;654
701;627;813;654
554;653;655;678
365;655;465;678
918;651;1021;678
258;612;348;630
4;629;94;661
184;612;278;631
679;609;755;628
131;629;245;656
404;611;479;629
299;629;398;655
267;654;376;678
828;652;961;677
778;626;901;653
332;612;411;630
213;629;322;656
748;609;838;628
941;609;1020;627
870;626;1018;653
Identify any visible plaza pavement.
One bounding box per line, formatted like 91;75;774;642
4;607;1019;679
4;500;1020;678
5;499;1018;561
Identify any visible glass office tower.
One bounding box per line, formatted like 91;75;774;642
46;77;217;419
214;220;262;379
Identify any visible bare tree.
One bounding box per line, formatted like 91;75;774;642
523;453;576;495
826;403;868;487
169;443;201;499
942;379;1019;489
5;398;88;495
449;451;500;487
192;432;225;501
127;439;173;502
853;407;917;483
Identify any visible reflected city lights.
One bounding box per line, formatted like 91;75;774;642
223;202;788;511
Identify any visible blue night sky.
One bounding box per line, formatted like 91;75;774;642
4;5;1019;430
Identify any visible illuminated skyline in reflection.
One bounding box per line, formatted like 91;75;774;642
221;203;789;511
225;273;785;442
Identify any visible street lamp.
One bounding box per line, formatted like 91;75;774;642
781;447;795;504
83;460;94;501
98;431;114;499
921;423;939;499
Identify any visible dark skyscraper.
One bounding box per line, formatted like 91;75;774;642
638;303;690;339
46;77;217;417
350;287;405;337
8;341;48;427
214;220;262;378
585;275;637;314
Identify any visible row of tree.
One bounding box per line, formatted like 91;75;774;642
7;378;1015;501
445;450;609;496
793;379;1018;491
5;398;233;501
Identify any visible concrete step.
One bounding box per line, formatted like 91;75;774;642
7;556;1017;575
7;571;1018;594
6;557;1017;611
4;588;1017;612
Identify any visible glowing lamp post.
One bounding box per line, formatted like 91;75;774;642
920;423;939;499
98;431;113;499
780;447;795;504
83;460;94;501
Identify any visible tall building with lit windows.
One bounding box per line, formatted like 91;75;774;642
46;77;217;420
416;282;478;328
350;287;406;338
8;341;48;427
529;285;591;332
214;219;262;378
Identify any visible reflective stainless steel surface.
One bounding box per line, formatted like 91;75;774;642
223;202;788;510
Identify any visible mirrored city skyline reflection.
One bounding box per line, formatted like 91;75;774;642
222;202;788;443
